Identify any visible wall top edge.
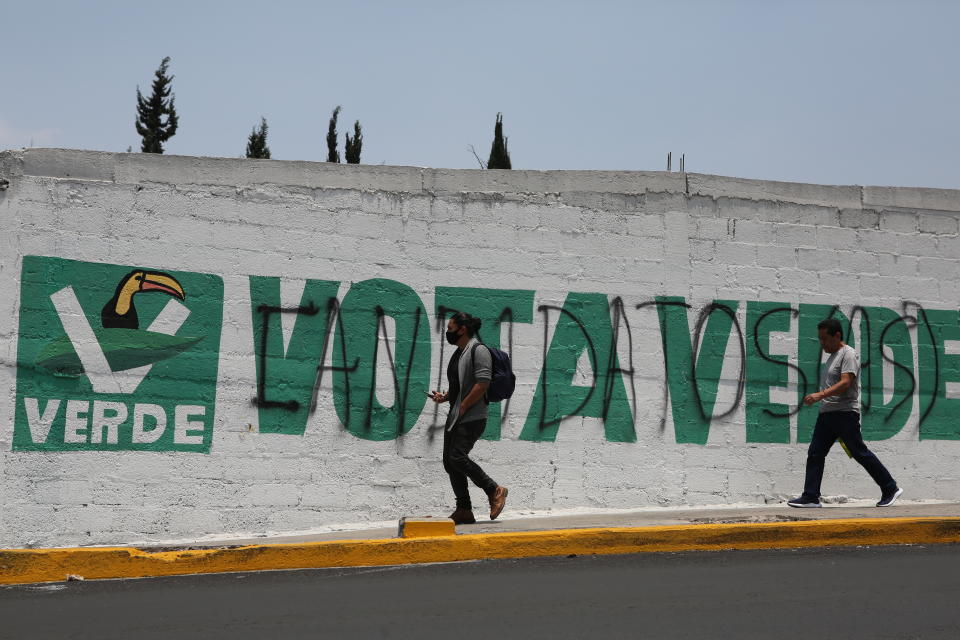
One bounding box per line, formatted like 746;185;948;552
3;148;960;212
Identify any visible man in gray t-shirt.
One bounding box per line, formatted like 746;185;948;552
819;343;860;413
787;318;902;508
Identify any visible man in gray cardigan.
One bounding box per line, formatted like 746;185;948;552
429;312;508;524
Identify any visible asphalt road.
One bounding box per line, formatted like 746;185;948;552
2;545;959;639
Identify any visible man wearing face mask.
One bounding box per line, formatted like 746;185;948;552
429;312;508;525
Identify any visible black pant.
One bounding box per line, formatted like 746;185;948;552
442;419;497;509
803;411;897;499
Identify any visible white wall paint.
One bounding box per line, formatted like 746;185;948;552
2;149;960;548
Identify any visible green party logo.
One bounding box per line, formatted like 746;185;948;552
13;256;223;452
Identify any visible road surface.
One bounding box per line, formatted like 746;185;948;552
2;545;958;639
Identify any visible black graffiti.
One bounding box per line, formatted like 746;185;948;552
636;299;686;432
881;300;938;424
639;300;747;427
252;293;947;434
640;299;939;426
311;297;359;427
532;300;638;432
368;305;423;436
753;306;807;418
313;303;422;433
829;303;931;424
537;304;597;430
877;312;917;419
430;306;453;436
912;301;939;424
253;301;319;411
692;302;745;420
891;300;941;425
253;298;361;418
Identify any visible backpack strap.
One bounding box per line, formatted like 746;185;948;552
470;342;490;405
470;341;492;360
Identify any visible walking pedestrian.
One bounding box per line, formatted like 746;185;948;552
788;318;903;508
429;312;508;524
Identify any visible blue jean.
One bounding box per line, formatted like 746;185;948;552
803;410;897;499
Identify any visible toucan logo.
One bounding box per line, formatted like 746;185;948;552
13;256;223;452
38;270;196;394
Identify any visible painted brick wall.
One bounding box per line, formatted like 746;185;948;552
3;148;960;548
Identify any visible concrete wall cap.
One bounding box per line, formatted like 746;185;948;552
422;168;685;195
10;149;960;213
687;173;863;209
15;148;115;182
863;186;960;213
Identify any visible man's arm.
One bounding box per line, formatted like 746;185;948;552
803;372;855;406
460;344;492;414
459;381;490;414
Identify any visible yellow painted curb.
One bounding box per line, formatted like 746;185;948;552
398;518;456;538
2;516;959;586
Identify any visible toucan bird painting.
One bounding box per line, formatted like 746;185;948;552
101;270;185;329
35;269;202;377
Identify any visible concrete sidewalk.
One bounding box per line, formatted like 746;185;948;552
161;499;960;548
3;500;959;586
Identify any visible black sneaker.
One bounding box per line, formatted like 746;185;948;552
877;487;903;507
787;495;822;508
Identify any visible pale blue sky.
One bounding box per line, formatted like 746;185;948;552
2;1;959;188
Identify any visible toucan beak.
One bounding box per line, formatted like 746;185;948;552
140;272;185;299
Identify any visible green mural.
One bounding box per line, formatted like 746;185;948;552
20;256;960;452
434;287;535;440
246;287;960;446
14;255;223;452
249;276;341;435
332;278;431;441
919;308;960;440
745;301;794;443
520;292;635;443
859;306;914;440
655;298;740;444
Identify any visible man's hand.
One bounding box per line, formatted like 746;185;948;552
805;373;854;406
428;391;449;403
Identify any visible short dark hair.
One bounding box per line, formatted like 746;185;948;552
817;317;843;338
450;311;482;337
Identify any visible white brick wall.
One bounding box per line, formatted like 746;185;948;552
3;149;960;547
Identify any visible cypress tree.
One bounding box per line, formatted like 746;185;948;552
326;106;341;163
246;117;271;159
345;120;363;164
487;112;511;169
135;57;179;154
